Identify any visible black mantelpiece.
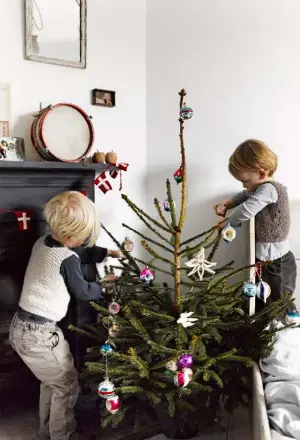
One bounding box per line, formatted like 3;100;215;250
0;160;108;390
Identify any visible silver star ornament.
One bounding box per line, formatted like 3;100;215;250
185;247;217;281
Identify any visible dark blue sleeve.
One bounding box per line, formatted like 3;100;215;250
60;255;103;301
73;246;108;264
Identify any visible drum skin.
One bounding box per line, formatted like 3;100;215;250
31;103;94;163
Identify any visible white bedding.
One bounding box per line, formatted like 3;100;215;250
260;327;300;440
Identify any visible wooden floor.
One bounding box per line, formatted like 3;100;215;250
148;408;251;440
0;405;251;440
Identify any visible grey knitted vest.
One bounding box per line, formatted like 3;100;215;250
255;182;290;243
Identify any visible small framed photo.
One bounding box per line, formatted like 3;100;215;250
92;89;116;107
0;137;25;161
0;121;9;137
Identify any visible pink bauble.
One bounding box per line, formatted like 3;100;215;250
106;394;120;414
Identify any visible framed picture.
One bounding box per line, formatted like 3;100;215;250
0;121;9;137
92;89;116;107
0;137;25;161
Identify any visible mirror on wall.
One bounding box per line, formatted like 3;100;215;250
25;0;87;69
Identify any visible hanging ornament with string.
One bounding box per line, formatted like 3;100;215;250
174;167;183;184
255;263;271;303
163;200;176;212
122;236;134;253
179;105;193;120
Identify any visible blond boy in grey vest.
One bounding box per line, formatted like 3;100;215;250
9;191;122;440
214;139;299;325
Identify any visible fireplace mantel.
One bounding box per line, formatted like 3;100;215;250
0;160;107;390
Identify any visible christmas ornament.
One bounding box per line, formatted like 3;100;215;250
174;369;191;388
177;354;193;369
105;151;118;164
215;203;227;216
122;237;134;252
163;200;176;212
92;151;106;163
106;394;120;414
286;311;300;326
243;282;257;297
100;343;113;355
177;311;198;328
108;301;120;315
174;167;183;184
256;281;271;303
140;266;154;283
185;247;217;281
98;379;115;399
165;360;178;372
184;368;193;381
221;224;236;243
179;105;193;120
108;323;120;338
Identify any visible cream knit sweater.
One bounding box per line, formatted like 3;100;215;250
19;236;78;322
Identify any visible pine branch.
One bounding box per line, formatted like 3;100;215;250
180;230;217;256
101;223;140;273
122;223;173;253
166;178;177;228
154;197;174;231
180;225;218;247
68;324;101;342
207;265;253;291
141;240;175;265
122;194;171;233
166;391;176;418
123;305;151;340
128;347;149;378
134;257;174;277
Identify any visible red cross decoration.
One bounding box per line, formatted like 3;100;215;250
14;211;31;231
94;172;113;194
0;209;31;231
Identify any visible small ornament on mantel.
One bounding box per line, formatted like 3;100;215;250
92;151;106;163
105;151;118;165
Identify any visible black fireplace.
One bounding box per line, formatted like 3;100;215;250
0;160;107;391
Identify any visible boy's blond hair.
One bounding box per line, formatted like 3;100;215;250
229;139;278;178
44;191;100;247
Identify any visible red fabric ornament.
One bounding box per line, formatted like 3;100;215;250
94;172;112;194
14;211;31;231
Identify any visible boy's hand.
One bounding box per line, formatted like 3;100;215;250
213;203;227;217
107;250;125;259
101;274;118;283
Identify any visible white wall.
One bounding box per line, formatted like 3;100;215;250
147;0;300;283
0;0;146;260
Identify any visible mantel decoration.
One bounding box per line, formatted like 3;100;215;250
31;103;94;163
92;89;116;107
25;0;87;69
0;137;25;161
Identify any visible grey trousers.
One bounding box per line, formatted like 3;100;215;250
9;314;80;440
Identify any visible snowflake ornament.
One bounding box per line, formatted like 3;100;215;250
177;311;198;328
185;247;216;281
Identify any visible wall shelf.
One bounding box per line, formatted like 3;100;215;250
0;161;111;171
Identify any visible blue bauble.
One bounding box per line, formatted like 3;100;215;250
179;106;193;120
100;343;113;355
243;282;257;297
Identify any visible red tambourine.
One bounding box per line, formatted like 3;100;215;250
31;103;94;163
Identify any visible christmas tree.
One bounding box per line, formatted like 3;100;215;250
70;89;292;436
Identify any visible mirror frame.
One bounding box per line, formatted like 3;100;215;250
25;0;87;69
